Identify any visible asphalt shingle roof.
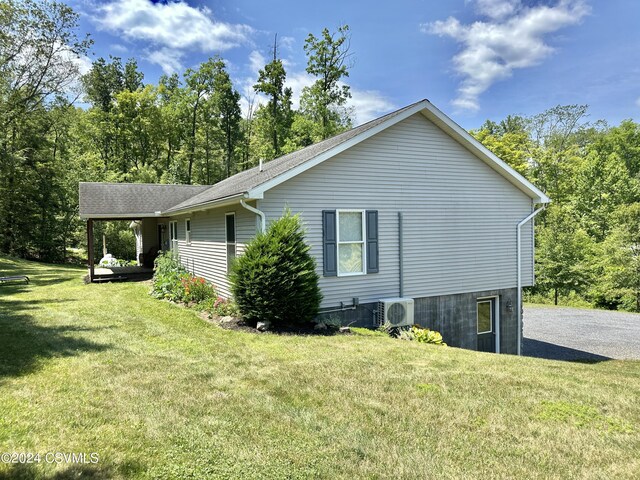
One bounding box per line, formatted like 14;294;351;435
79;183;210;218
163;101;424;213
79;101;431;218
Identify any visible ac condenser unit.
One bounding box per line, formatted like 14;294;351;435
378;298;415;327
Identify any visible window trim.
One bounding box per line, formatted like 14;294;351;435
336;209;367;277
185;218;191;245
225;212;236;273
169;221;178;250
476;299;493;334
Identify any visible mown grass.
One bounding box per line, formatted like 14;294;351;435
1;255;639;479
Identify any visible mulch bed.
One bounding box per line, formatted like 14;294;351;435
201;312;351;336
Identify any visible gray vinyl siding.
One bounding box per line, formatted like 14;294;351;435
259;113;536;308
170;203;257;297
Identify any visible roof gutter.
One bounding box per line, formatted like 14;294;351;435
161;193;245;216
79;212;165;220
516;204;547;356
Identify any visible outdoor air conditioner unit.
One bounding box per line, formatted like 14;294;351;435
378;298;415;327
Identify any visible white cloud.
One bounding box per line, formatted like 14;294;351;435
473;0;520;20
147;48;183;75
348;89;396;124
423;0;590;111
110;43;129;54
285;72;315;110
94;0;253;72
279;36;296;50
248;50;266;76
636;97;640;109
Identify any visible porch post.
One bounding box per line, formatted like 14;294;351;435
87;219;94;283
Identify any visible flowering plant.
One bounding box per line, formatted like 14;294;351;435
181;275;216;303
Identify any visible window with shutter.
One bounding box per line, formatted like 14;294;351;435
366;210;379;273
322;210;337;276
323;210;379;277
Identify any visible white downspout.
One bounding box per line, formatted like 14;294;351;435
517;205;546;355
240;199;266;233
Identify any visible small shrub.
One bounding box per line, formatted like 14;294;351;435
315;315;342;331
230;210;322;327
396;328;416;341
378;321;403;338
411;325;447;346
152;251;187;302
181;275;217;303
378;322;447;346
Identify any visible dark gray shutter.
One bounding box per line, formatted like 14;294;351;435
366;210;379;273
322;210;337;277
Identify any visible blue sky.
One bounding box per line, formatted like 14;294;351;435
69;0;640;129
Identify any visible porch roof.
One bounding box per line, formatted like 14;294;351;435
79;182;210;219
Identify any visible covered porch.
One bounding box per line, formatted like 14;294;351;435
79;182;210;283
85;216;166;283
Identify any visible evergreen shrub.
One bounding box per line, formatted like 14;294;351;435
230;211;322;327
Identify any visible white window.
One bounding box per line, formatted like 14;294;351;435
169;221;178;250
185;218;191;244
337;210;366;276
225;213;236;273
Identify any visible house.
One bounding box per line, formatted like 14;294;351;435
79;99;550;354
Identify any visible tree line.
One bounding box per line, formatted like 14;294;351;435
472;108;640;311
2;1;640;311
0;1;352;263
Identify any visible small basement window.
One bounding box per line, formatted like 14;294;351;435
337;210;365;276
185;218;191;244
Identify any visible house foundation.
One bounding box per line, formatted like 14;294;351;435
318;287;519;354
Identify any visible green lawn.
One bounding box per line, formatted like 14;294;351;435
1;256;639;479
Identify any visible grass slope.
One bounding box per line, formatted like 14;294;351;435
0;255;639;479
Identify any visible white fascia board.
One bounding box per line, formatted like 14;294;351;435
245;101;431;199
161;194;244;217
420;101;551;204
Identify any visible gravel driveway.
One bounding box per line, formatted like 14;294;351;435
523;305;640;361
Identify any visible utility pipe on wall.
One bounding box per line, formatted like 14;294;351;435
516;206;546;355
240;199;266;233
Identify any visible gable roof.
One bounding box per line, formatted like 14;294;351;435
79;99;550;219
79;183;210;219
164;99;549;215
163;101;424;214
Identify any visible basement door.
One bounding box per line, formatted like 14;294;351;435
477;298;498;353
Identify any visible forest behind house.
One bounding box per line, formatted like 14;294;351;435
2;1;640;311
